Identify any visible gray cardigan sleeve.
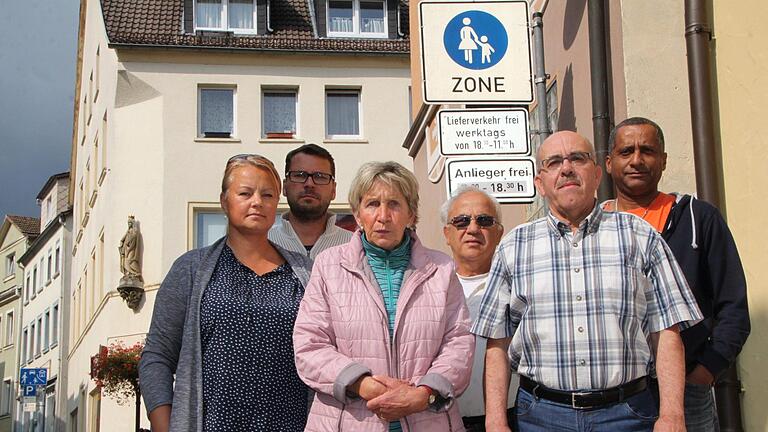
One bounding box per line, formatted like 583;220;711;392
138;250;198;416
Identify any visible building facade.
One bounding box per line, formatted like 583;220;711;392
0;216;40;432
67;0;412;429
17;173;72;432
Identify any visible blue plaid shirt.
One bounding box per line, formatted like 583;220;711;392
471;203;702;391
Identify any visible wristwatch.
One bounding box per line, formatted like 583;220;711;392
419;385;437;405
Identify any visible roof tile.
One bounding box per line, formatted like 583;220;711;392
6;215;41;239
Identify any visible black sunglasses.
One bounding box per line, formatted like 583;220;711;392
286;170;335;185
448;214;498;229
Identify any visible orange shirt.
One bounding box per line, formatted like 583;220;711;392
625;192;676;232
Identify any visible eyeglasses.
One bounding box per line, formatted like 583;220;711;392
447;214;498;229
539;151;594;171
286;170;335;185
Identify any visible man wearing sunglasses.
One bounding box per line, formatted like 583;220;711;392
472;131;702;432
441;186;517;431
269;144;352;259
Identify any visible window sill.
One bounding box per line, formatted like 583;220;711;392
45;280;51;287
323;138;369;144
2;275;13;283
194;137;242;143
53;272;60;280
258;138;306;144
98;168;107;186
51;342;58;349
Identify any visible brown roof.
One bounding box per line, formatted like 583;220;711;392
102;0;410;54
6;215;41;239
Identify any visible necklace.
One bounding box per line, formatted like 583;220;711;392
615;199;651;221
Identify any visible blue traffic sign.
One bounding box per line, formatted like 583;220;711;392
20;368;48;386
443;10;508;70
23;385;37;397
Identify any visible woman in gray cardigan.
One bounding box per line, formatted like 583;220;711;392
139;155;312;432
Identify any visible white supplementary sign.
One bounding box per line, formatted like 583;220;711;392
446;158;536;203
439;109;530;156
419;0;533;104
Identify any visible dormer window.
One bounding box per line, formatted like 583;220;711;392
327;0;386;38
195;0;256;33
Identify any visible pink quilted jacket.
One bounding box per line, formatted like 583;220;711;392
293;231;474;432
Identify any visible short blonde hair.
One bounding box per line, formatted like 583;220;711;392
348;161;420;224
221;154;282;196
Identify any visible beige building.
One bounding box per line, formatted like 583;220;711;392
713;2;768;430
0;215;40;432
17;173;72;432
405;0;764;428
67;0;411;429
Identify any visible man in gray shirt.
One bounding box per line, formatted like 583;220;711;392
269;144;352;259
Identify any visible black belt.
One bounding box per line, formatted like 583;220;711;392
519;375;648;410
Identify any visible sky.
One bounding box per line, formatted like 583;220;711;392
0;0;80;220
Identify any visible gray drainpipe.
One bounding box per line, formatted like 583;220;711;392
587;0;613;202
684;2;744;431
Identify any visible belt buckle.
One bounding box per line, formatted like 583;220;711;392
571;391;594;410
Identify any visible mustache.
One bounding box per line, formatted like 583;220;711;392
556;173;581;188
300;192;321;199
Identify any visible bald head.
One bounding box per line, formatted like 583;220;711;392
536;131;596;167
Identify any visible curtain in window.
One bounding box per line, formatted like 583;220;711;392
229;0;255;29
263;92;297;134
197;0;222;28
329;0;354;32
360;0;385;33
327;92;360;136
200;89;233;136
197;213;227;248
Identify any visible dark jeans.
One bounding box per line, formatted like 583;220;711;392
462;408;516;432
513;387;658;431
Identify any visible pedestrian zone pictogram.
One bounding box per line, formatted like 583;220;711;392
443;10;508;70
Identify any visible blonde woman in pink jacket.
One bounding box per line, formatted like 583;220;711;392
293;161;475;432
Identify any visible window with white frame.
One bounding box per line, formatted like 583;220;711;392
43;310;50;352
28;323;34;362
21;327;28;364
52;304;59;346
326;89;361;138
5;311;13;346
194;210;227;249
262;89;298;138
1;378;11;415
46;196;53;224
25;274;30;303
55;242;61;275
195;0;256;33
4;253;13;277
327;0;386;37
47;251;53;282
198;87;235;138
36;317;42;356
38;258;44;292
32;266;37;299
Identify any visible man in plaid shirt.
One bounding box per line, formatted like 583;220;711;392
471;131;701;432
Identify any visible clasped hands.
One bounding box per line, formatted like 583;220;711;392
351;375;431;422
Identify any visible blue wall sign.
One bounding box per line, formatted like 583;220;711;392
443;10;508;70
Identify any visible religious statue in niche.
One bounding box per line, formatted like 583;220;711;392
117;215;144;310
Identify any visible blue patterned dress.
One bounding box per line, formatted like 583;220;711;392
200;245;308;431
